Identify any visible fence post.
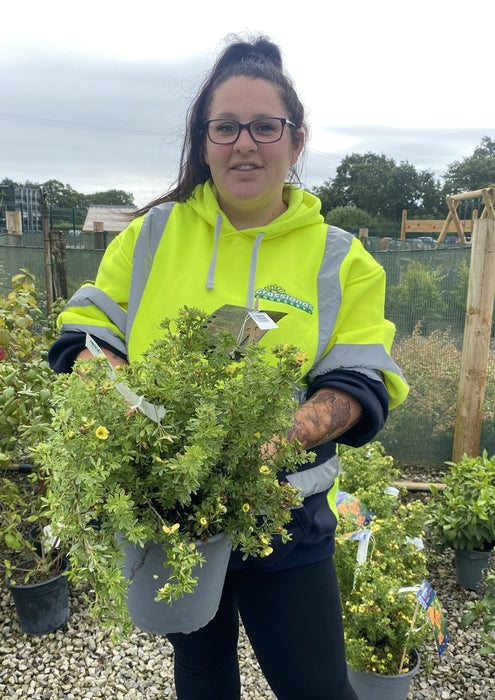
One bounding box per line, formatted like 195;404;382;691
452;218;495;461
41;197;53;315
358;227;368;249
50;230;68;300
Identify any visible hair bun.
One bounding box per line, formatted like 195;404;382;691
217;36;283;72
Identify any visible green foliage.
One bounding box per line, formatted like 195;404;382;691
385;261;447;335
442;136;495;195
429;451;495;552
0;270;58;466
314;152;443;220
338;442;401;518
0;473;66;583
1;177;136;208
462;551;495;654
380;328;461;449
325;206;371;231
34;308;311;637
335;443;429;675
380;326;495;464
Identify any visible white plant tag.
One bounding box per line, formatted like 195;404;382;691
84;334;165;423
248;310;279;330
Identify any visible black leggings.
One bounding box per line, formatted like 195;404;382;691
167;557;358;700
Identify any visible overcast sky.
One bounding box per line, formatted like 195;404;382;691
2;0;494;206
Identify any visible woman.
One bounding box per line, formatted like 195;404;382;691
49;36;408;700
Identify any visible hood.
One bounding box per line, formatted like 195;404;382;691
185;181;325;306
186;180;325;238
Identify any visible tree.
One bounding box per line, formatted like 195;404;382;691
442;136;495;195
314;153;443;220
40;180;86;209
87;189;135;206
325;206;371;230
0;179;135;208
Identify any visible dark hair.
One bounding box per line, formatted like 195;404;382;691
133;35;307;218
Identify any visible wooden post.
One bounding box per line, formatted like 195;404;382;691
400;210;407;242
358;227;368;249
41;196;53;314
452;218;495;461
49;230;68;300
94;221;105;249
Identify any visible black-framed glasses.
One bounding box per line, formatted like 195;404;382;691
204;117;296;145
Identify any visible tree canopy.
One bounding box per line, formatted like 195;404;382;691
313;136;494;221
0;178;135;208
441;136;495;195
313;153;444;220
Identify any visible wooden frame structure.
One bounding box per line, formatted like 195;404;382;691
437;187;495;245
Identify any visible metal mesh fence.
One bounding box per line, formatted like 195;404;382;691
1;234;493;468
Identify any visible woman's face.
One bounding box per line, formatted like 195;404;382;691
204;76;303;229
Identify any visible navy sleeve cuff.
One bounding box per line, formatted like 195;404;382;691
48;332;127;374
305;370;389;447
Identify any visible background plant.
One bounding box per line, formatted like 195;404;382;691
429;452;495;552
0;269;60;467
335;443;429;674
462;550;495;654
0;471;65;584
35;308;309;637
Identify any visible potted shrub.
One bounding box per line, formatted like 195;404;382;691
461;550;495;654
0;269;58;469
33;307;308;638
0;472;69;635
429;451;495;590
335;443;430;699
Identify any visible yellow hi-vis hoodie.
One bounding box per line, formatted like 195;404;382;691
56;181;408;569
58;181;408;410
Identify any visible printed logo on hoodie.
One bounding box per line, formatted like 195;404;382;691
255;285;313;315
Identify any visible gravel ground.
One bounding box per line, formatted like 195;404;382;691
1;466;495;699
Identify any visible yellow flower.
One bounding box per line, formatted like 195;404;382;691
259;465;270;474
95;426;109;440
200;517;208;526
162;523;180;534
260;535;269;545
253;432;261;439
294;351;308;365
242;503;250;513
188;542;196;550
262;547;274;557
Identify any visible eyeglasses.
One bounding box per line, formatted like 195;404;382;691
204;117;296;145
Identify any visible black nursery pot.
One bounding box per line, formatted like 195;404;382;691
5;558;70;635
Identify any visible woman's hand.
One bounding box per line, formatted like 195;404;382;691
75;347;128;368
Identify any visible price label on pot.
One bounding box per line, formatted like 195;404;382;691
416;580;449;656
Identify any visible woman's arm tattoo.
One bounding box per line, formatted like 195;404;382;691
287;388;362;449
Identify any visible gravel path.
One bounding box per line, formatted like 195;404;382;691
1;467;495;699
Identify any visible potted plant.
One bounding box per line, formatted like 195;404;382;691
334;443;430;699
33;307;308;638
461;550;495;654
429;451;495;590
0;269;58;469
0;472;69;635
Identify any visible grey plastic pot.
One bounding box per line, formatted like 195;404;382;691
455;548;491;590
120;532;231;635
347;650;420;700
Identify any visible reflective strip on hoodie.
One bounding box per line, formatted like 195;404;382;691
287;455;339;498
126;202;175;345
60;322;128;357
64;286;128;334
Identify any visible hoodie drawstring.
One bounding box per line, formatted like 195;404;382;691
205;214;265;310
246;233;265;309
205;213;223;291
